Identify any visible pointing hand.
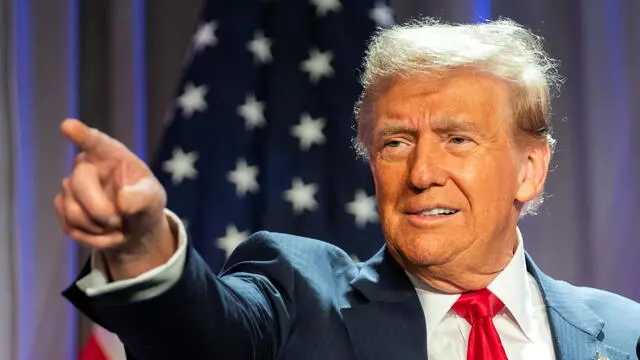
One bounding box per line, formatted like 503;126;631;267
55;119;175;279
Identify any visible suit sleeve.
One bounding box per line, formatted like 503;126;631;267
63;229;296;360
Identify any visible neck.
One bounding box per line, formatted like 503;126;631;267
411;266;505;293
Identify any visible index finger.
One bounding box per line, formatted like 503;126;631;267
60;118;121;157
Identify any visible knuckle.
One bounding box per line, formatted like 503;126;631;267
72;161;88;176
74;152;86;165
68;230;90;246
54;197;66;218
53;194;63;209
62;177;74;197
65;197;108;234
64;198;86;225
54;196;70;231
71;163;97;188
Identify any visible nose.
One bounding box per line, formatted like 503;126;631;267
408;141;447;192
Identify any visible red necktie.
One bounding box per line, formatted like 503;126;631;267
451;288;508;360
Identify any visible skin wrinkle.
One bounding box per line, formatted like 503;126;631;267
368;70;550;293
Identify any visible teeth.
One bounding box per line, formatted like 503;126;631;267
419;208;457;216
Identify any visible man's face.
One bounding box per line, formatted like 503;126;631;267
369;70;547;278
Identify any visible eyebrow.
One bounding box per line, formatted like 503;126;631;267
373;117;482;140
373;125;418;140
429;117;482;134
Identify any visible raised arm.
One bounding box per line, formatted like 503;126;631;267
56;119;293;359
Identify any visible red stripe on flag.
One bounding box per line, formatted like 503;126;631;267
78;333;108;360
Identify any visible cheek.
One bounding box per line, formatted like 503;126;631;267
453;153;519;206
373;163;405;210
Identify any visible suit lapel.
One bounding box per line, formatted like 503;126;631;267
340;248;631;360
526;254;629;360
341;246;428;360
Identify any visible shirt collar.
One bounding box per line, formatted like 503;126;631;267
487;227;535;341
406;227;536;341
407;272;459;341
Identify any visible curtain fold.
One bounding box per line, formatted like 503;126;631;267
3;0;79;358
576;0;640;298
0;1;17;359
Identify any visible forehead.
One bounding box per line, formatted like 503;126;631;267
374;70;513;128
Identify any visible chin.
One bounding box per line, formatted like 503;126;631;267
388;230;460;268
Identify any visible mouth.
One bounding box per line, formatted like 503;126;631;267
404;207;460;226
413;207;459;217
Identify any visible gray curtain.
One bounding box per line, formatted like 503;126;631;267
0;0;637;358
0;1;14;358
2;0;79;359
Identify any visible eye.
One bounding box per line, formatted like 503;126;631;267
449;136;470;145
445;135;477;152
385;140;404;148
378;139;412;161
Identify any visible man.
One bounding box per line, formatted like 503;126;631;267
58;18;640;359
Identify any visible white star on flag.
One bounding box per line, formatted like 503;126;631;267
217;224;249;258
177;83;208;118
369;2;394;27
300;48;334;84
193;21;218;51
162;147;199;185
247;31;272;64
284;178;319;214
238;94;266;130
346;189;378;227
291;113;326;150
310;0;342;16
227;158;260;197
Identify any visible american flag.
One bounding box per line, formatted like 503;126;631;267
153;0;393;274
79;1;395;359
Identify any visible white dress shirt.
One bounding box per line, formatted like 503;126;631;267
76;213;557;359
407;228;556;359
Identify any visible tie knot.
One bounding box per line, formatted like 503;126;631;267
451;288;504;324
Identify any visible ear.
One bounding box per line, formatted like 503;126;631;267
515;144;551;203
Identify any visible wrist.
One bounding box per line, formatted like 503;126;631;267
103;214;178;281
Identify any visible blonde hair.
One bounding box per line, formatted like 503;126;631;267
353;17;562;216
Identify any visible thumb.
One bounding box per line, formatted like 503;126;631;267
117;176;167;217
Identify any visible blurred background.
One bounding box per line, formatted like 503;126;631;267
1;0;638;359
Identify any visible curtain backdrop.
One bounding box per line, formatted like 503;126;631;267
1;0;638;358
2;0;79;359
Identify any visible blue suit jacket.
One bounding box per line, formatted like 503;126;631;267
64;231;640;360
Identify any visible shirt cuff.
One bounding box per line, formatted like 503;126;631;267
74;209;188;301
